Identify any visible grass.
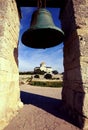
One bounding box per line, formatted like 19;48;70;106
29;81;63;88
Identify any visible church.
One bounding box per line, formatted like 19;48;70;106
34;62;53;73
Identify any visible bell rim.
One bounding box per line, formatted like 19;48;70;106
22;28;64;49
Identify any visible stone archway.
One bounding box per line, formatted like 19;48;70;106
0;0;88;129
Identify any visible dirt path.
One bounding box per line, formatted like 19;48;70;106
4;85;81;130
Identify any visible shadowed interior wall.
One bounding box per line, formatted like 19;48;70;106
60;0;88;128
0;0;23;129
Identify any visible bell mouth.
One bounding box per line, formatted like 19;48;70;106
21;28;64;49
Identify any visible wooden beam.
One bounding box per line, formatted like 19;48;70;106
16;0;66;8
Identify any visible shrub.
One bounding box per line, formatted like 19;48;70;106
52;70;58;75
34;74;40;78
44;73;52;79
30;81;62;88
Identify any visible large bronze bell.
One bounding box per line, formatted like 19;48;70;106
21;8;64;49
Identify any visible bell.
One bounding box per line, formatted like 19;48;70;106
21;8;64;49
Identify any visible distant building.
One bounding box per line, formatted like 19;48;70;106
34;62;53;73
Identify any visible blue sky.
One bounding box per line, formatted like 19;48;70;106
18;7;64;73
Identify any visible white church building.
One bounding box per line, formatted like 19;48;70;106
34;62;53;73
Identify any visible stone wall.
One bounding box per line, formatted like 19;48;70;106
60;0;88;129
0;0;23;129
